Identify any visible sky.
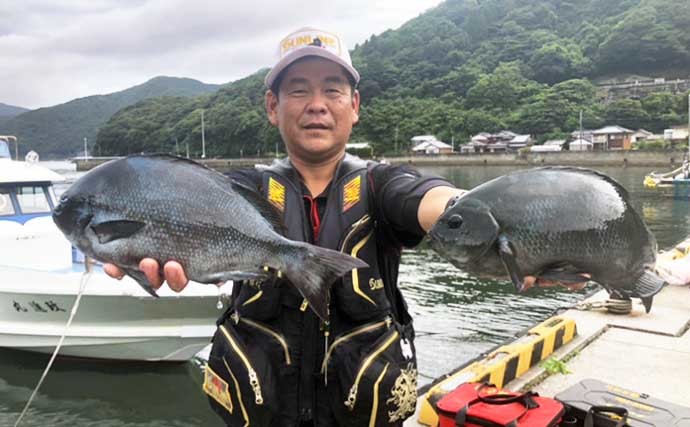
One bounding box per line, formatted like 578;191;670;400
0;0;445;110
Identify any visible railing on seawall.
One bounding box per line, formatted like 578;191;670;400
387;150;688;167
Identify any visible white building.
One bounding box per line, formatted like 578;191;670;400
412;139;453;155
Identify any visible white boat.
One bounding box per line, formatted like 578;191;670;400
0;139;231;361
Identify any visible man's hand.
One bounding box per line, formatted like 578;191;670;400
103;259;190;292
521;275;590;292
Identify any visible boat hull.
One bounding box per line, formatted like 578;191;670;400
0;265;230;361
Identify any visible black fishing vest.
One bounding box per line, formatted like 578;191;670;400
257;154;394;324
206;155;418;427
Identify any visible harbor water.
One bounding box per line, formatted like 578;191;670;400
1;162;688;426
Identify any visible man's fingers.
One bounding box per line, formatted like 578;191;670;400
103;263;125;280
522;276;537;291
164;261;189;292
139;258;164;290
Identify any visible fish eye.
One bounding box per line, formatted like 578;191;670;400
447;214;463;229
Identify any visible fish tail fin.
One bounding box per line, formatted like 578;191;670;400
634;270;666;313
283;244;368;321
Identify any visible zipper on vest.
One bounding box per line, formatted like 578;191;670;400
339;214;371;251
235;315;292;365
320;316;392;376
222;359;251;426
219;325;264;405
344;329;399;411
369;363;390;427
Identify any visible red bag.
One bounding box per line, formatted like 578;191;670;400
436;383;564;427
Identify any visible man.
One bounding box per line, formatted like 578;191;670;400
104;27;571;426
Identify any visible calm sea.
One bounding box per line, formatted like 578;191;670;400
1;162;687;426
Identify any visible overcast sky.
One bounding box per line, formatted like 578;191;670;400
1;0;444;110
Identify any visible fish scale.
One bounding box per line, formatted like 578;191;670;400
53;154;367;320
429;166;666;312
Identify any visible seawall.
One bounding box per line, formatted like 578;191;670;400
388;150;688;167
73;150;688;172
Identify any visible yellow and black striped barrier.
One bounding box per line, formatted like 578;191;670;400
417;316;577;426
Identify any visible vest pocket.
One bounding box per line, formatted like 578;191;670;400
235;278;283;321
205;319;279;426
324;319;418;427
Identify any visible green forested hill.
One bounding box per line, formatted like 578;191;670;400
0;76;222;158
97;0;690;156
0;103;29;118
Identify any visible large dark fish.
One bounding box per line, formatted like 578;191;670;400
429;167;665;312
52;154;367;320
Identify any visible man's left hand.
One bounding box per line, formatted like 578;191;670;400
521;275;590;291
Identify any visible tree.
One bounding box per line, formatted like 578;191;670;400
529;42;592;84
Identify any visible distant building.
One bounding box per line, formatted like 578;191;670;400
569;139;593;151
631;129;654;144
531;140;566;152
410;135;438;145
508;134;532;150
569;130;594;142
663;127;689;145
412;139;453;155
593;125;634;150
462;130;530;153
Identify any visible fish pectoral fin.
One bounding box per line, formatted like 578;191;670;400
123;268;159;297
497;234;525;292
91;220;146;244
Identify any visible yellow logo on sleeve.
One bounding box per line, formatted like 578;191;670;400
267;177;286;212
343;175;361;212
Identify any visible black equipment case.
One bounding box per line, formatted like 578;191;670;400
555;378;690;426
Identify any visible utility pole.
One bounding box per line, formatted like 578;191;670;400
175;137;179;155
394;125;399;154
83;137;88;159
275;141;279;158
579;110;583;141
201;110;206;159
186;142;190;159
451;133;455;152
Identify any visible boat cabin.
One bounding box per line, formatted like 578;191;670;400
0;143;71;270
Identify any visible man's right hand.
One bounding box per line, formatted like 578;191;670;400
103;259;190;292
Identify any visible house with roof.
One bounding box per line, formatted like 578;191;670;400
632;129;654;144
508;134;532;150
569;130;594;142
663;126;689;145
412;139;453;155
531;139;566;152
592;125;634;150
461;131;531;153
569;138;593;151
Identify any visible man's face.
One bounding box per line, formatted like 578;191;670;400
265;57;360;164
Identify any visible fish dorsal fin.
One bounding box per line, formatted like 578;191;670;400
91;220;146;244
231;180;287;235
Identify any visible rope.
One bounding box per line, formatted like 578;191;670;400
574;297;633;315
13;261;93;427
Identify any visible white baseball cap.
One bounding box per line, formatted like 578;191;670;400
264;27;360;89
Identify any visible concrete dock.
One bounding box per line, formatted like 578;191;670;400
406;284;690;426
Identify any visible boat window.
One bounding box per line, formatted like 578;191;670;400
16;186;51;214
0;141;10;159
0;188;15;215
